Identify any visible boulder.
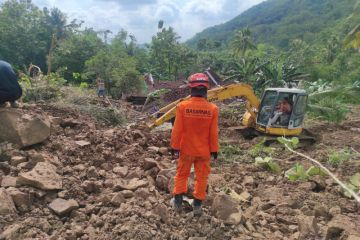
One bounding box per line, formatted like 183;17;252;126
75;140;91;147
143;158;158;170
156;174;170;191
48;198;79;216
297;215;318;239
114;178;148;191
111;193;125;207
0;109;50;148
10;156;27;166
135;188;151;199
81;180;101;194
122;190;134;198
155;168;176;192
1;176;17;188
6;187;32;212
328;206;341;217
212;193;243;224
0;162;11;175
17;162;62;190
113;166;128;177
325;215;360;240
158;147;168;155
0;188;16;214
0;223;21;239
148;146;160;153
153;203;169;223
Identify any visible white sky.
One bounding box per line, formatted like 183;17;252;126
1;0;266;43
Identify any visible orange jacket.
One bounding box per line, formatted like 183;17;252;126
171;97;219;157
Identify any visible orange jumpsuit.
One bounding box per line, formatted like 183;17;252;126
171;97;219;200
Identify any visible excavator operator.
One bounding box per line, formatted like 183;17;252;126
171;73;219;216
268;97;292;126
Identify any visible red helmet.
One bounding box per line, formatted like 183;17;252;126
188;73;209;89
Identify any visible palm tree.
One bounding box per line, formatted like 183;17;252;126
256;61;308;88
230;28;257;56
307;81;360;122
324;36;340;63
223;57;265;83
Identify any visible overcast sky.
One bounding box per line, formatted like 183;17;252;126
1;0;265;43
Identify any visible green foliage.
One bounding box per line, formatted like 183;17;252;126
79;82;89;89
248;138;274;157
230;28;256;56
85;31;145;98
187;0;358;49
308;98;350;123
350;173;360;188
22;73;65;102
327;148;352;167
0;1;81;70
285;163;327;181
219;143;244;163
277;137;299;149
58;88;125;125
52;29;104;81
343;173;360;199
255;156;282;174
149;27;196;80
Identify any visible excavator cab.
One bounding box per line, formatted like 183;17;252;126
256;88;308;136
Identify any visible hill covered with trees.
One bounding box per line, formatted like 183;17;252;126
186;0;360;49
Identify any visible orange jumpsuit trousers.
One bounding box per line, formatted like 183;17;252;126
171;97;219;200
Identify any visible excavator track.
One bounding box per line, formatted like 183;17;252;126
229;126;317;147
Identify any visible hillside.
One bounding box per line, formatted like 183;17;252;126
186;0;360;49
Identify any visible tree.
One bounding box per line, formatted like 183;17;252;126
223;57;264;84
85;31;144;97
256;59;308;89
149;27;182;80
230;28;257;57
0;0;49;69
52;28;104;81
324;36;340;63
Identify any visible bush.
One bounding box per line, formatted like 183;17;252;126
57;87;125;126
79;82;89;89
111;69;145;98
309;97;349;123
327;148;352;167
21;73;66;102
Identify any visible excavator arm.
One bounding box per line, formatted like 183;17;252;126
148;83;261;129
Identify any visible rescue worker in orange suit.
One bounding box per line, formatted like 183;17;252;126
171;73;219;216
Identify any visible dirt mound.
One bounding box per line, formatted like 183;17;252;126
0;103;359;239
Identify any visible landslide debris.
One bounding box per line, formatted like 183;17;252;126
0;103;359;240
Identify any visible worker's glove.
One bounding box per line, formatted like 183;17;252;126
211;152;218;160
171;149;180;158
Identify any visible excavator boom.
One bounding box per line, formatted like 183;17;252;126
148;83;260;129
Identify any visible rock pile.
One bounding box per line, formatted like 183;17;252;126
0;104;360;240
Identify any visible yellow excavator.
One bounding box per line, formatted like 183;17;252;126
147;82;313;142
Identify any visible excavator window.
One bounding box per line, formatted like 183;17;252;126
257;90;277;125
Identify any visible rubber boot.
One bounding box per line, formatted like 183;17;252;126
171;194;183;213
193;198;203;216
